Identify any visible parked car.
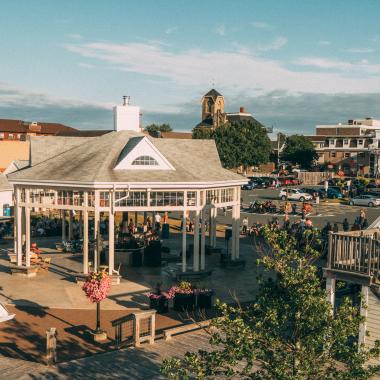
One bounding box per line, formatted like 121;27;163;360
241;181;257;190
249;177;268;188
300;187;325;199
326;188;343;199
349;194;380;207
279;188;313;202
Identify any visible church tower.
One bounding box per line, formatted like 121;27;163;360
201;89;225;128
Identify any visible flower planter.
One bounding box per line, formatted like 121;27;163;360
197;293;213;309
149;296;169;314
173;293;196;312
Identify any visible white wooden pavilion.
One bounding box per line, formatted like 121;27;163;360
7;131;247;277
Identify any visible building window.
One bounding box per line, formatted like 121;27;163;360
343;139;348;144
329;139;335;145
331;152;336;158
358;139;363;145
132;156;158;166
358;152;365;158
344;152;350;158
8;133;14;139
220;188;234;203
115;191;147;207
150;191;184;207
187;191;197;206
319;143;324;148
0;133;4;139
100;191;110;207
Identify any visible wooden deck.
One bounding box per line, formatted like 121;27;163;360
326;230;380;284
1;329;211;380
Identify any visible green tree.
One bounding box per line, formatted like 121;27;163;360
144;123;172;137
281;135;318;169
193;120;271;169
161;226;380;379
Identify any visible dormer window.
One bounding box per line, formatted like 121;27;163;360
132;156;158;166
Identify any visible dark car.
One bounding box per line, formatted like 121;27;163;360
241;181;257;190
300;187;325;199
249;177;268;188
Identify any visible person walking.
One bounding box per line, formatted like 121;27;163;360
342;218;349;232
154;213;161;232
242;217;249;235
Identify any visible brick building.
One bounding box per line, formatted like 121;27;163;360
308;118;380;177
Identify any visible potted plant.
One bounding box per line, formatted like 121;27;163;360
170;281;196;312
146;284;172;314
82;270;112;341
195;288;215;309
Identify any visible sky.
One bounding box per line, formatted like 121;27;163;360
0;0;380;135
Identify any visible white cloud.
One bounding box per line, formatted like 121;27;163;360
64;40;380;94
165;26;178;35
318;40;331;46
294;57;380;74
214;25;226;36
251;21;272;30
78;62;95;69
256;36;288;52
344;47;376;53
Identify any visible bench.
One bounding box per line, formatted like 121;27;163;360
163;320;211;341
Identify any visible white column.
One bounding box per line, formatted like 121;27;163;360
358;285;369;346
62;210;66;242
94;191;99;240
211;207;217;248
16;188;22;266
208;207;212;246
231;204;237;260
193;209;200;272
83;192;89;274
108;210;115;275
68;210;73;241
326;277;336;309
25;189;30;267
235;189;241;259
79;211;83;237
200;209;206;270
182;210;187;273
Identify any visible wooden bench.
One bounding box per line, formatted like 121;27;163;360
163;320;211;341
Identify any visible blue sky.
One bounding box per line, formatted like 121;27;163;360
0;0;380;134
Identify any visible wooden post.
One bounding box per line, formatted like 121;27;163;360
358;285;369;346
46;327;57;365
326;276;336;314
108;209;115;275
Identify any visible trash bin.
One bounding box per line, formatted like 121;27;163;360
131;248;143;267
161;223;170;239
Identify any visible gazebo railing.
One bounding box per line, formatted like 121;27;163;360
328;230;380;277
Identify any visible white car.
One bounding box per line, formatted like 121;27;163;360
279;188;313;202
349;195;380;207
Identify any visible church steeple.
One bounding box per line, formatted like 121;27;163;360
201;89;225;128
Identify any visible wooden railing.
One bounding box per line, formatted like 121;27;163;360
328;230;380;277
112;310;156;349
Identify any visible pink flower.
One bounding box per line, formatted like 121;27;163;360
82;271;112;303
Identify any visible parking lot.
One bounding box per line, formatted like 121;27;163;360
217;186;380;230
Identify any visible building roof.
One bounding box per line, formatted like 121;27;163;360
305;135;326;142
0;119;78;135
0;173;12;191
203;89;223;100
56;129;113;137
8;131;245;185
160;131;192;139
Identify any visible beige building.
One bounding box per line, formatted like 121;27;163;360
308;118;380;176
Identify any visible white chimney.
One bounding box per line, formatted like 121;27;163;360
113;96;140;132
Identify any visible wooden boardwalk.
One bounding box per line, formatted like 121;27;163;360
0;330;210;380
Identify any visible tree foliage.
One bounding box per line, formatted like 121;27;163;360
144;123;172;137
193;120;271;169
281;135;318;169
161;226;380;379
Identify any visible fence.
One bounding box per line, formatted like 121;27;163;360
328;230;380;276
112;310;156;349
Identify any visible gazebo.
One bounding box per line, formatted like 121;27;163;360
7;131;247;277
